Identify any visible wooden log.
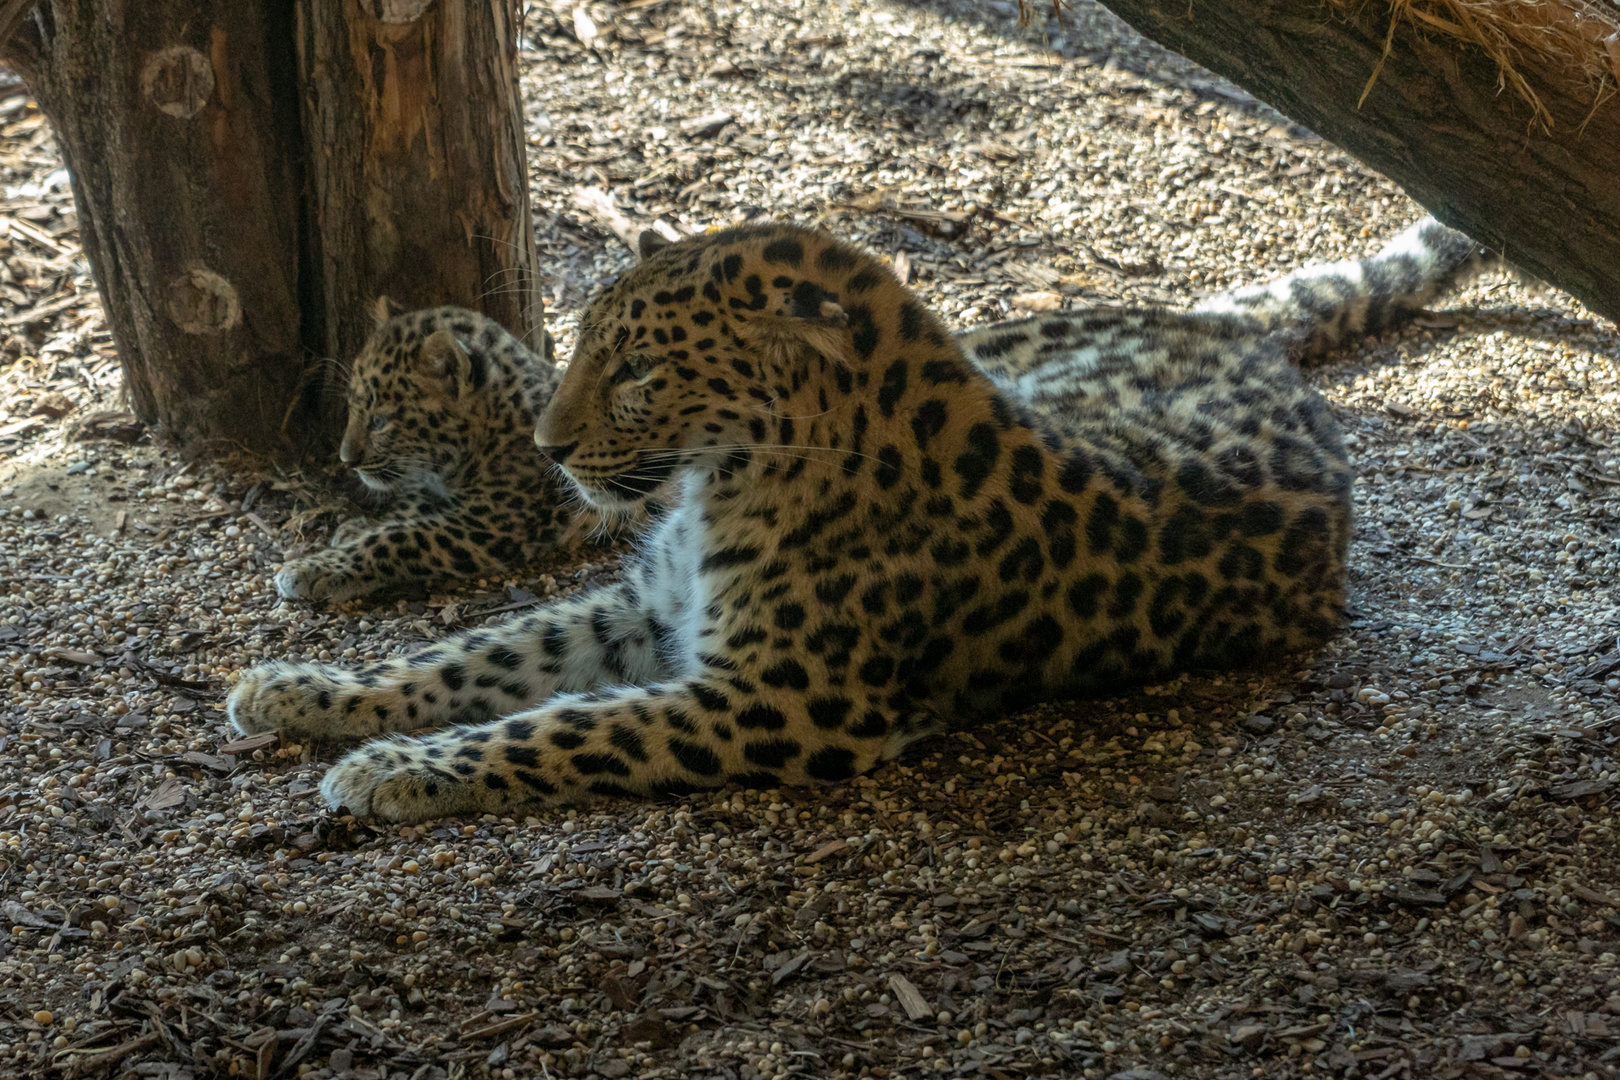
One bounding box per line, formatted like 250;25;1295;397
0;0;541;459
1091;0;1620;325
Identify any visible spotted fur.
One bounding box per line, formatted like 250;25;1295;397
276;301;582;603
231;217;1491;821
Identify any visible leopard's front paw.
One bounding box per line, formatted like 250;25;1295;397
275;553;363;603
227;664;297;736
321;739;487;823
227;662;360;740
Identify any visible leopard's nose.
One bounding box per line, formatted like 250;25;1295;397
340;438;366;467
536;441;577;465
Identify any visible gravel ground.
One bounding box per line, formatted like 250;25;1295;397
4;2;1620;1079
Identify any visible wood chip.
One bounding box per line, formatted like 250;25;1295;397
891;207;972;237
1568;883;1615;906
571;185;641;253
31;390;74;417
803;839;847;863
61;1031;161;1077
971;140;1021;162
1550;777;1613;800
571;5;598;47
217;731;279;755
602;975;639;1010
888;973;934;1021
76;410;146;444
141;778;185;811
680;112;734;138
2;900;61;929
770;950;811;985
1;214;69;255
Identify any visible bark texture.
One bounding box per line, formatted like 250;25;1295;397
297;0;541;367
1093;1;1620;325
0;0;540;459
3;2;311;456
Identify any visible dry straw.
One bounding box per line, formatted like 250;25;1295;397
1021;0;1620;127
1343;0;1620;125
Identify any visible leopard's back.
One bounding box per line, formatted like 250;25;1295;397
948;215;1491;562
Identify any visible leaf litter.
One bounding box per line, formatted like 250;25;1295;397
3;0;1620;1077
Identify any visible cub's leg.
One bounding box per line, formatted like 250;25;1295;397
229;576;674;741
328;516;375;548
276;503;553;603
318;682;914;822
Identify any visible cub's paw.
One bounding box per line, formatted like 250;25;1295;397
321;738;491;823
329;517;373;548
274;554;362;603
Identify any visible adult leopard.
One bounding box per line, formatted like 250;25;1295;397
230;217;1491;821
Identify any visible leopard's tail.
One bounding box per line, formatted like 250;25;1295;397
1193;216;1498;358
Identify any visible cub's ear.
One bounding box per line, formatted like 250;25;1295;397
638;229;672;261
371;296;406;329
419;329;479;397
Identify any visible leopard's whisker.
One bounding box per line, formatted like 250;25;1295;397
635;443;894;468
745;396;846;421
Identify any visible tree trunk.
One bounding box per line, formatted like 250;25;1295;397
1090;1;1620;326
0;0;540;460
296;0;542;369
2;3;311;456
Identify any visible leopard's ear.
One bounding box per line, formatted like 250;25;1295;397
637;229;672;261
419;329;477;397
733;300;852;370
371;296;406;329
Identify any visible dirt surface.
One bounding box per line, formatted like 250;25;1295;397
3;2;1620;1079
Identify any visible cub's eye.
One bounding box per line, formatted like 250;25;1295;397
625;354;657;380
368;414;389;432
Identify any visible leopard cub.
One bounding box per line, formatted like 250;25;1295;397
275;300;584;603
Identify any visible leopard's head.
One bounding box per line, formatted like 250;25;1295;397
339;300;508;494
536;225;927;514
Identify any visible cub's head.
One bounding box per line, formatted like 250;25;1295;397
536;225;944;513
339;300;524;494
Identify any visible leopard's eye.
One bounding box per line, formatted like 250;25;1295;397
368;413;389;432
625;354;657;380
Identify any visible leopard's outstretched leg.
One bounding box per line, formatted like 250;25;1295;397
318;680;914;822
229;570;678;741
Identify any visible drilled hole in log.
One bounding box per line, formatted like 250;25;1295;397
361;0;434;23
168;268;241;335
141;46;215;119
